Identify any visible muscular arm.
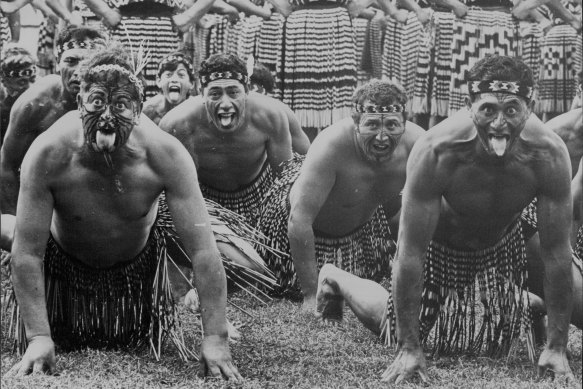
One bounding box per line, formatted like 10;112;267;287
288;136;336;306
265;108;293;174
228;0;271;18
536;139;574;356
513;0;580;27
0;0;31;14
392;138;442;350
11;140;54;350
173;0;217;32
285;106;310;155
0;98;43;214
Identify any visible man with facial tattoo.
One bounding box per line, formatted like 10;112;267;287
6;45;242;381
159;53;293;226
256;80;424;298
312;55;576;385
0;25;107;215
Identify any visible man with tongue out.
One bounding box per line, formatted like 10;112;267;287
6;45;241;381
0;26;107;215
313;55;576;384
159;53;293;226
143;51;196;126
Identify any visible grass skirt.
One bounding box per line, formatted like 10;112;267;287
382;219;534;359
276;7;356;133
199;162;274;226
8;223;196;361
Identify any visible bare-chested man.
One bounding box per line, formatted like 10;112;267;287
314;55;575;384
6;45;241;381
142;51;196;126
282;80;424;304
0;26;107;215
159;53;293;225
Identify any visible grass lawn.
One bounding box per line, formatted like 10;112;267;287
1;288;581;389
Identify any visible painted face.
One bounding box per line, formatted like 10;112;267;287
157;63;193;106
1;71;35;98
79;80;139;153
467;92;532;158
355;111;406;163
58;47;95;96
203;78;247;133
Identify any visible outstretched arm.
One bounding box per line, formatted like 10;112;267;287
161;136;241;382
1;0;31;14
84;0;121;28
288;134;336;312
7;140;56;376
382;136;442;385
536;137;575;381
228;0;271;19
173;0;217;32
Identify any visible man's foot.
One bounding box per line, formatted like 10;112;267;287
316;264;345;322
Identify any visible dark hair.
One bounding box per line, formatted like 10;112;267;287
80;44;146;102
467;54;534;101
56;26;107;60
157;51;195;82
199;53;248;91
351;79;408;121
1;44;36;76
250;62;274;94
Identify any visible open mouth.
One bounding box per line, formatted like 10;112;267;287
91;130;117;152
218;112;235;127
69;81;80;90
168;85;181;93
372;143;390;152
487;134;509;156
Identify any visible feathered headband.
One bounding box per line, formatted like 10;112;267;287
468;80;534;100
88;64;144;97
1;54;37;78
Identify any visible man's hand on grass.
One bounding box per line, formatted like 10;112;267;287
537;347;575;383
7;335;56;376
381;346;429;384
199;334;243;382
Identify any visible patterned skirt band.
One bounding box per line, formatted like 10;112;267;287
294;2;346;9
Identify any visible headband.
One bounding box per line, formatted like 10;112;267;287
87;64;144;98
354;104;406;113
468;80;533;100
200;71;248;89
56;39;106;57
158;54;194;76
1;55;37;78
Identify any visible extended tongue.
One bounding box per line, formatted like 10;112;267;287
96;130;116;152
489;136;507;157
220;116;232;127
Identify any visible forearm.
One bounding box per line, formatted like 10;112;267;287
542;249;573;350
1;0;31;14
546;0;579;25
84;0;114;18
288;220;319;299
396;0;421;13
192;250;229;337
264;0;292;16
45;0;74;22
179;0;216;24
0;168;19;215
228;0;270;18
11;254;51;339
393;252;424;348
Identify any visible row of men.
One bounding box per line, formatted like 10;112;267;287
2;0;581;139
1;26;582;384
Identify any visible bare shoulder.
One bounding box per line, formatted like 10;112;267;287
247;92;288;131
401;120;426;151
21;111;81;173
414;110;475;156
308;118;354;161
158;95;204;134
135;115;192;167
10;75;62;121
521;114;568;152
547;109;582;142
142;95;165;121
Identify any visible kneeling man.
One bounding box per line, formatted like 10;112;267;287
7;45;241;381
